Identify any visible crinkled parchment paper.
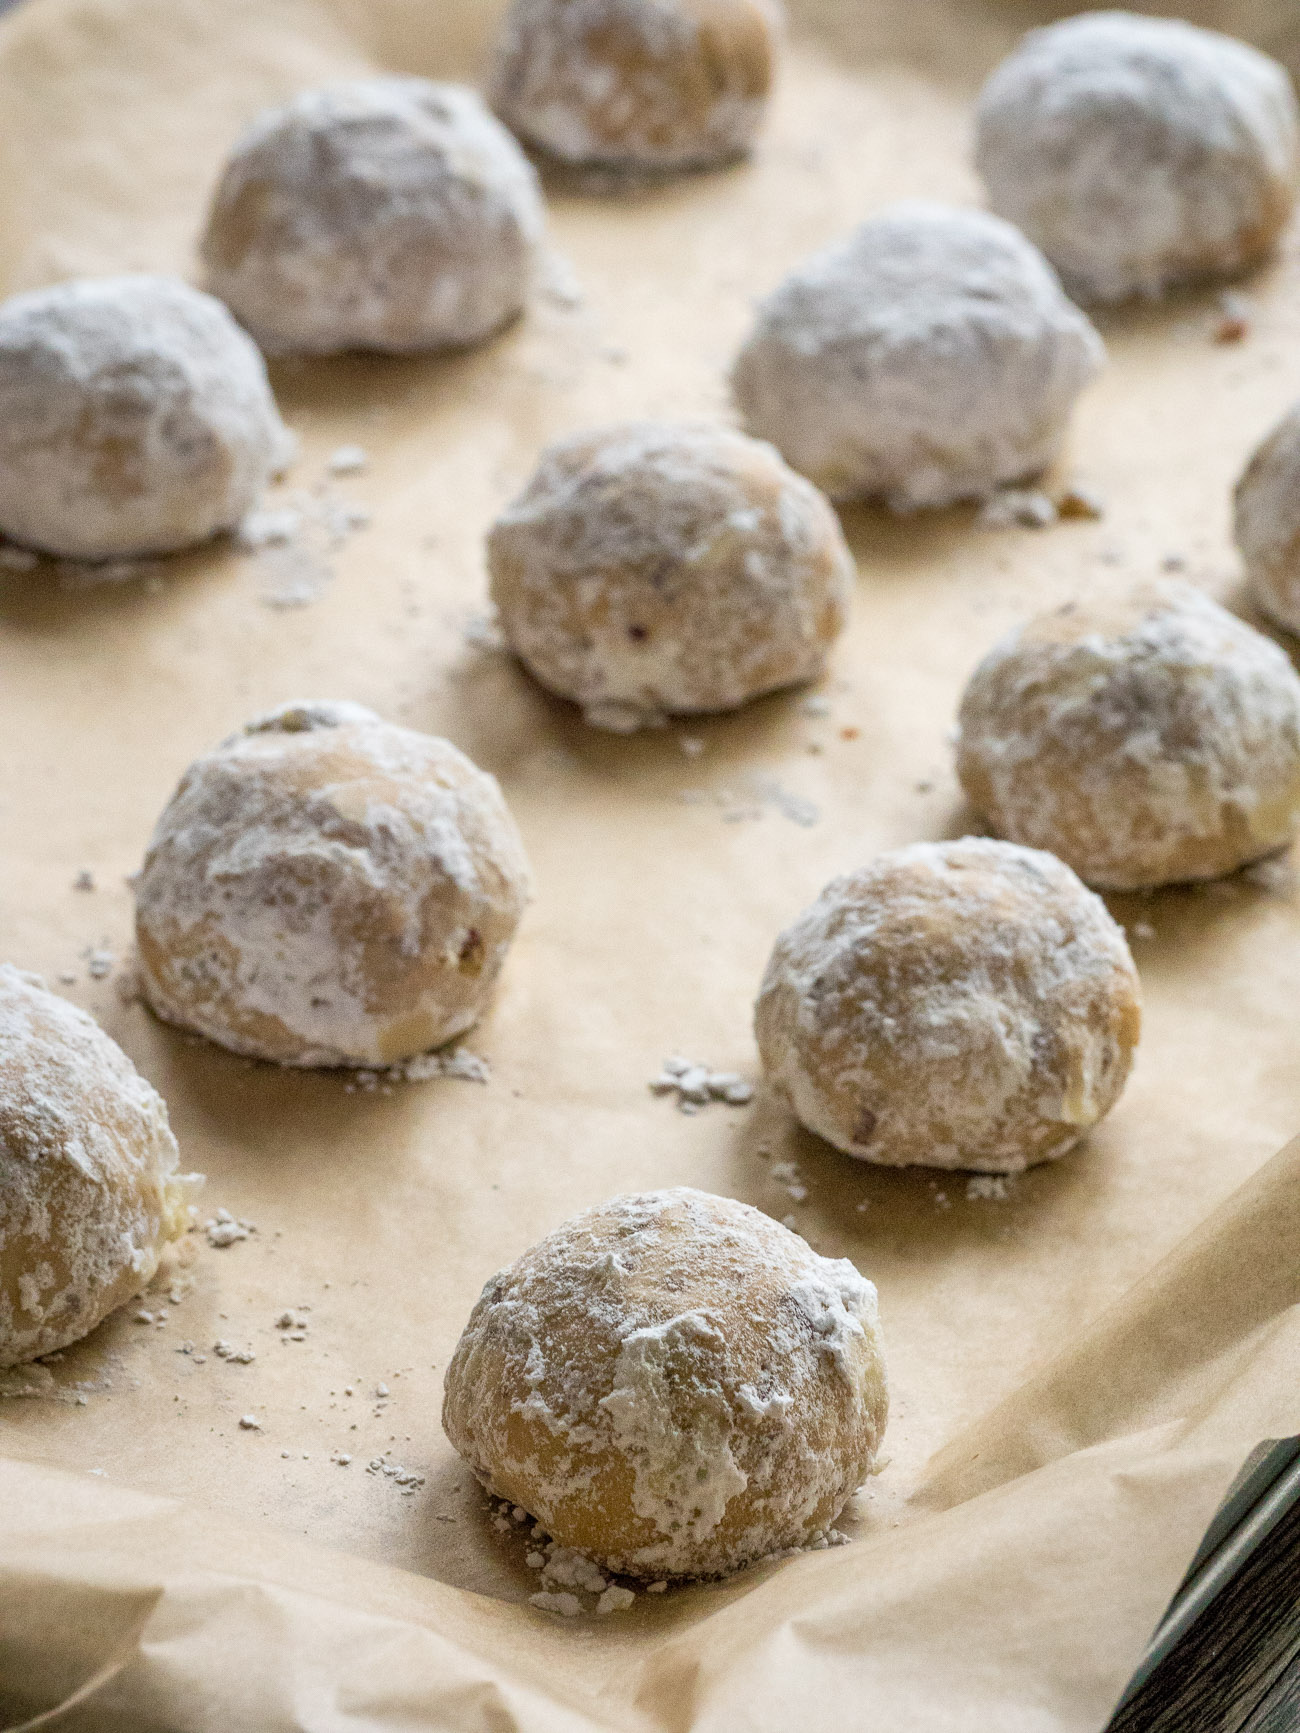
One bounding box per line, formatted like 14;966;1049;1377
3;0;1300;1726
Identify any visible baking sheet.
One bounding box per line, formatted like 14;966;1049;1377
3;0;1300;1726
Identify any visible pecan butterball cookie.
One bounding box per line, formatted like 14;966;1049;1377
0;966;199;1367
134;702;532;1068
755;838;1140;1172
202;79;545;354
975;12;1300;303
731;202;1102;507
488;421;853;731
956;582;1300;889
444;1187;887;1580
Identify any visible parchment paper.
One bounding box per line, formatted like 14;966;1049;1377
3;0;1300;1726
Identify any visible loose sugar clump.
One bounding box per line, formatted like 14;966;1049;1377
488;422;853;729
0;967;200;1367
755;838;1140;1172
956;581;1300;888
649;1057;753;1112
731;203;1102;507
444;1187;887;1579
0;276;288;561
134;701;532;1067
490;0;781;172
203;79;545;355
975;13;1300;303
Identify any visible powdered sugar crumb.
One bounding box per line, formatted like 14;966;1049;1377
649;1057;753;1112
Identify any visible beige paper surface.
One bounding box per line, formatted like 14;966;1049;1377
3;0;1300;1725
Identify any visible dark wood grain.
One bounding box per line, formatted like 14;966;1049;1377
1107;1491;1300;1732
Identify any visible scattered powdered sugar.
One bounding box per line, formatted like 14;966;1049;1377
205;1208;255;1249
213;1339;256;1364
768;1160;807;1203
82;944;114;980
965;1174;1015;1202
529;1590;584;1617
327;445;367;476
393;1047;490;1084
978;487;1057;530
236;483;371;609
366;1453;426;1494
649;1057;754;1113
235;507;302;550
678;777;820;826
276;1309;310;1342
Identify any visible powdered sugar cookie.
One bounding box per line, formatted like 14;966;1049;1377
202;79;545;354
490;0;780;172
134;702;532;1068
1235;402;1300;636
956;581;1300;888
755;838;1140;1172
975;13;1300;303
0;966;199;1367
487;421;852;730
443;1187;887;1579
0;275;287;561
731;202;1102;507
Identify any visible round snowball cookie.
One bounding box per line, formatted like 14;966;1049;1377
489;0;780;173
956;581;1300;890
0;966;199;1367
1235;402;1300;636
0;275;287;561
487;421;853;730
443;1187;887;1579
730;202;1103;507
755;839;1140;1174
975;13;1300;304
201;79;545;355
134;702;533;1068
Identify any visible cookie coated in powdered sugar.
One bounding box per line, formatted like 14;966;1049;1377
0;275;288;561
755;838;1141;1173
442;1187;887;1579
202;79;545;355
133;702;533;1069
490;0;781;171
0;967;199;1368
730;202;1103;508
488;421;853;730
957;581;1300;890
975;12;1300;304
1235;402;1300;636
